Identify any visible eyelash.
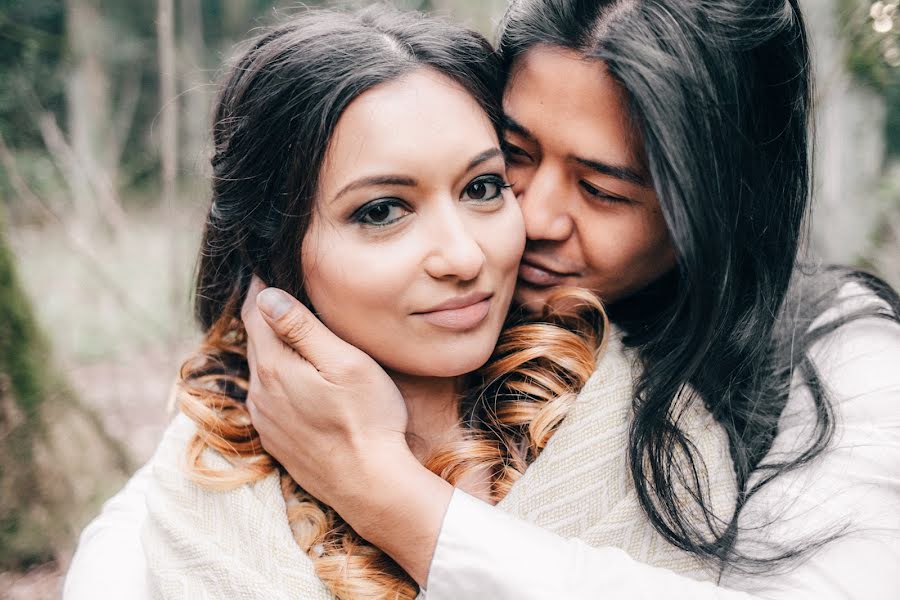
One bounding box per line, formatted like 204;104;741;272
463;174;511;203
580;181;630;205
502;141;532;164
351;198;410;227
503;138;634;206
350;174;511;228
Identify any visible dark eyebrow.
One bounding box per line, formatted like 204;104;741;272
332;148;503;203
332;175;417;203
502;115;537;143
467;148;504;171
505;114;648;187
572;156;648;187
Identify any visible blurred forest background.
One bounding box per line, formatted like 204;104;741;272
0;0;897;597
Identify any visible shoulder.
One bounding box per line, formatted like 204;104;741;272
63;414;202;600
141;413;332;599
795;280;900;427
755;280;900;516
63;460;156;600
730;281;900;595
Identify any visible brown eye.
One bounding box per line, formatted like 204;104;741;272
468;181;488;200
462;175;509;203
353;199;409;226
366;204;392;222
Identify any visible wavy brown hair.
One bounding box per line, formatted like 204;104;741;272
174;6;608;599
180;287;606;599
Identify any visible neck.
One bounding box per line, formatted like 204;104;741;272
386;371;463;463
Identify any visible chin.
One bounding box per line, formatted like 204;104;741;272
514;286;550;315
430;353;495;377
412;340;497;378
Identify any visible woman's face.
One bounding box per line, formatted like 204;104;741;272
302;69;524;378
503;46;676;311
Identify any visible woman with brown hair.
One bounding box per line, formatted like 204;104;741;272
241;1;900;598
63;5;673;599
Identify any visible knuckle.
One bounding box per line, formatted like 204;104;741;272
282;313;315;346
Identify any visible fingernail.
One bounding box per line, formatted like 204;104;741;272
256;288;292;319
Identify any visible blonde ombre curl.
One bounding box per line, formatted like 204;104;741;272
178;287;607;599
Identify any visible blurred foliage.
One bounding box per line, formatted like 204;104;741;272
0;0;65;149
838;0;900;156
0;207;132;569
0;0;504;215
0;0;328;203
0;205;55;566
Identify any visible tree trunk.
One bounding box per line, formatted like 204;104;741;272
63;0;107;225
0;214;131;569
157;0;178;204
180;0;210;177
62;0;128;236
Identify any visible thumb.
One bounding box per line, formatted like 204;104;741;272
254;287;346;371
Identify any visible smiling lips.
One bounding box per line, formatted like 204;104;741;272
518;257;579;288
416;292;493;330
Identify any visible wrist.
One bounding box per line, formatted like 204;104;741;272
337;447;453;586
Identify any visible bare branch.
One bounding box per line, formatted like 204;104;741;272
108;70;142;172
37;111;128;236
157;0;178;206
0;132;168;342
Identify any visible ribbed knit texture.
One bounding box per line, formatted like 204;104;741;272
143;333;736;598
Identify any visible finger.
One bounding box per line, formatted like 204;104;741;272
241;276;269;369
241;275;294;365
240;274;268;327
243;281;316;389
255;287;353;373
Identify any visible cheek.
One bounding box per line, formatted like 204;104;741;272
300;226;408;346
579;207;674;290
507;163;534;197
483;201;526;277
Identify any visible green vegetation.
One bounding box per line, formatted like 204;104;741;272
0;210;131;568
838;0;900;156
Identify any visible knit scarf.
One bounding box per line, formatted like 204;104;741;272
143;333;736;599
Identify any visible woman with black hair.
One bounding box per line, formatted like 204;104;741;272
243;0;900;597
64;6;615;599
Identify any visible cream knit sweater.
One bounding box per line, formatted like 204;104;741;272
143;333;736;599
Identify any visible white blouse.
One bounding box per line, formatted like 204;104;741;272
426;291;900;599
63;461;153;600
64;287;900;600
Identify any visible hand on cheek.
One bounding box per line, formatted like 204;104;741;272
241;276;453;584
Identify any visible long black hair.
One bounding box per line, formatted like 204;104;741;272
183;8;611;598
498;0;900;573
195;4;503;330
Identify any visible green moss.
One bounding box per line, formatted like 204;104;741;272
0;212;61;568
0;211;50;424
0;210;134;569
0;515;55;568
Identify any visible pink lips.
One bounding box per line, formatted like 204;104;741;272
416;292;493;330
518;258;576;288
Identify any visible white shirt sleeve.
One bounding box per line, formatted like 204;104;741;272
425;291;900;600
63;461;154;600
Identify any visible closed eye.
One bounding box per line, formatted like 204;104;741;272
501;140;533;164
580;180;633;205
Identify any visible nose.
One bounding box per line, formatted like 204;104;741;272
519;165;574;242
423;207;485;282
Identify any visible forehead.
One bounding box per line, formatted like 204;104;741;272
320;69;498;191
503;46;641;166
